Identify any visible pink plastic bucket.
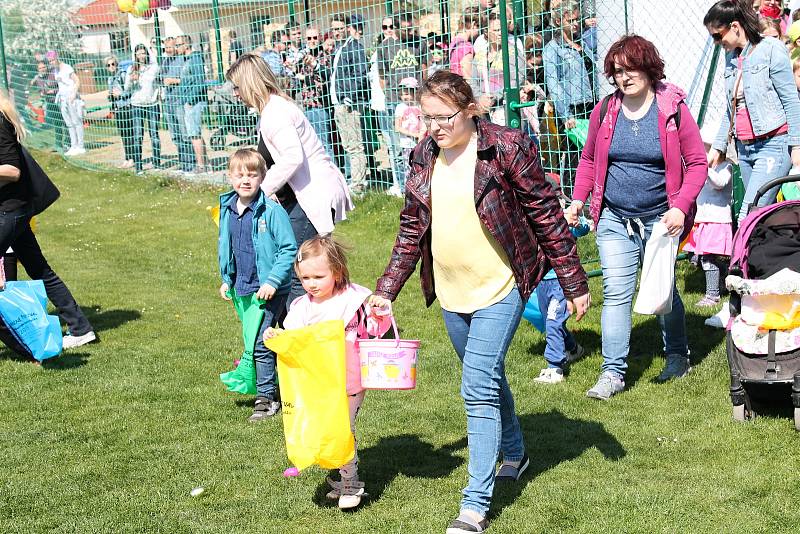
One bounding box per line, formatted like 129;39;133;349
358;318;419;390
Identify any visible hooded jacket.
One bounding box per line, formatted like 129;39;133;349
572;81;706;240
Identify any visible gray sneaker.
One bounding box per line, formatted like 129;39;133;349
586;371;625;400
656;354;691;382
248;396;280;422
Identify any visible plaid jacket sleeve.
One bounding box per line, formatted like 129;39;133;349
504;133;589;299
375;193;424;301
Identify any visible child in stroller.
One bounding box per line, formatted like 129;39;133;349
725;175;800;430
209;81;258;151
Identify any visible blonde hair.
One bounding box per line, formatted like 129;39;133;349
295;235;350;292
0;90;26;142
225;53;290;111
228;148;267;176
793;57;800;72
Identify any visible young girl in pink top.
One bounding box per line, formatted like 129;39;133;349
264;236;392;510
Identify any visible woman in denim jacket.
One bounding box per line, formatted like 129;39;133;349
705;0;800;222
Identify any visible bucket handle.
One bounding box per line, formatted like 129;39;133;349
357;304;400;347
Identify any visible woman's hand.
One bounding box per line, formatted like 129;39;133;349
707;148;724;169
565;200;583;226
566;292;591;321
368;294;392;311
660;207;685;237
564;117;577;130
791;146;800;169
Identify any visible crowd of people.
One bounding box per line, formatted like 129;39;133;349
2;0;800;533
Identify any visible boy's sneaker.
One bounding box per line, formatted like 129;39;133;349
566;343;585;363
446;510;488;534
248;396;280;422
325;476;366;509
533;368;564;384
62;331;97;350
586;371;625;400
656;354;691;382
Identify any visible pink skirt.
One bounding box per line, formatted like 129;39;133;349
683;222;733;256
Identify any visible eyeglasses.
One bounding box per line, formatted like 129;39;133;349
175;42;185;46
107;62;117;67
307;36;319;40
612;68;641;79
382;24;394;29
421;109;461;127
711;26;730;43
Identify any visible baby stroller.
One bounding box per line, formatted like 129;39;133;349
209;81;258;151
726;175;800;430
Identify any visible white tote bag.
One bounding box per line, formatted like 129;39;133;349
633;221;679;315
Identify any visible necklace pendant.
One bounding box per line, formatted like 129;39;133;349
631;121;640;136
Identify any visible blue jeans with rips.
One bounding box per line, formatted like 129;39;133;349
595;208;688;378
441;287;526;517
736;134;791;223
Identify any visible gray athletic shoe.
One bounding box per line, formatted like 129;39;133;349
566;343;585;363
656;354;691;382
586;371;625;400
248;397;280;422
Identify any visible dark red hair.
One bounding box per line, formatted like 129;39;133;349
603;35;665;86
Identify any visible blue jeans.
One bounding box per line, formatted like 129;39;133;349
283;200;327;312
163;100;194;171
377;104;405;190
441;287;526;516
536;278;576;369
596;209;688;378
736;134;790;223
183;101;206;138
305;106;333;159
253;293;288;399
132;105;161;171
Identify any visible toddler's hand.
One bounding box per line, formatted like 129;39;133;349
368;294;392;312
219;283;231;300
264;327;283;343
257;283;277;301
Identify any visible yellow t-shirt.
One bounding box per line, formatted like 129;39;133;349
430;134;515;313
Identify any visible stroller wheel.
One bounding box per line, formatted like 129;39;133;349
732;404;747;422
794;408;800;432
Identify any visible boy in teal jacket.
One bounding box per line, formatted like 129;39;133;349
218;149;297;422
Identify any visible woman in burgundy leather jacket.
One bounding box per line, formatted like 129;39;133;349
375;70;589;534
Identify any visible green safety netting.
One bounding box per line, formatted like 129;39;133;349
0;0;721;198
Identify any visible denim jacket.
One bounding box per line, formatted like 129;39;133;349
218;190;298;294
713;36;800;152
107;69;130;109
542;35;595;121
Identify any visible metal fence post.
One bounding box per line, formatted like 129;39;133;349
211;0;225;82
499;0;521;129
0;12;8;91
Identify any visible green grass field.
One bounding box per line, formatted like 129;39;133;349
1;152;799;534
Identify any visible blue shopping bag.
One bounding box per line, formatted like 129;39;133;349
0;280;62;361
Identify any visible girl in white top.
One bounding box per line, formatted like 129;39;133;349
226;54;354;309
46;51;85;155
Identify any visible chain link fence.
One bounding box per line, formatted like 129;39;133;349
0;0;725;194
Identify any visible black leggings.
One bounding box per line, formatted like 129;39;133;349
0;206;92;336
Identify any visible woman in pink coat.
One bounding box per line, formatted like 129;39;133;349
566;35;706;400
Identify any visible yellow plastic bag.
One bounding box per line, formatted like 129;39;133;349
265;320;354;471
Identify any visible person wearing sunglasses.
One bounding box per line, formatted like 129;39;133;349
105;55;134;169
705;0;800;221
375;70;589;534
298;26;335;159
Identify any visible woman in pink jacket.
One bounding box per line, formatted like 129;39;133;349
226;54;354;308
566;35;706;400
